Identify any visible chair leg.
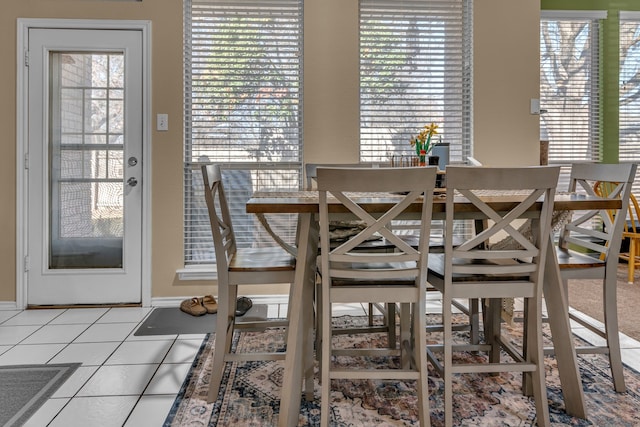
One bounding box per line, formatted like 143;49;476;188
386;303;397;350
521;300;533;398
443;295;454;427
629;239;636;285
603;274;627;392
367;302;398;350
207;283;235;403
314;280;322;365
300;280;315;402
524;296;550;427
469;298;480;345
399;302;411;369
320;296;332;426
413;301;431;426
485;298;501;365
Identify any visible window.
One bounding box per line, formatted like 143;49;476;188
183;0;303;267
540;11;605;188
359;0;473;164
619;12;640;192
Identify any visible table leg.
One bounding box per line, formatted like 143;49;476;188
278;213;317;427
303;217;318;400
543;240;588;419
399;302;411;369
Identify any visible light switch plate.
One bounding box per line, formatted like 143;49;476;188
157;114;168;131
530;99;540;115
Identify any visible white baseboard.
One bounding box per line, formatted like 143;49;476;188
150;294;288;308
0;301;19;310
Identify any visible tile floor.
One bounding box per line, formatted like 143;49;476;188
1;295;640;426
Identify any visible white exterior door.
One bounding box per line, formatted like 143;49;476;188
25;27;144;305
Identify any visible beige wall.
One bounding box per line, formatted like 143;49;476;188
0;0;540;304
474;0;541;166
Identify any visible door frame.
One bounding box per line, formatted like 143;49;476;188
16;19;153;309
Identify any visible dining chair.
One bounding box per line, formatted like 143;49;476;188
554;162;637;393
201;164;300;403
317;166;436;427
595;181;640;285
426;165;560;427
306;162;398;352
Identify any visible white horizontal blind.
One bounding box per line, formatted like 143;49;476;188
359;0;472;164
619;15;640;194
184;0;303;265
540;15;602;191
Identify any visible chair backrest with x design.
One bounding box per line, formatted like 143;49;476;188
318;167;436;283
560;163;637;269
442;166;559;298
202;164;237;278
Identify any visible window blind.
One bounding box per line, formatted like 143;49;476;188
540;13;603;190
359;0;473;164
619;13;640;194
184;0;303;265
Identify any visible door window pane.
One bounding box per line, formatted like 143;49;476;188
49;52;125;269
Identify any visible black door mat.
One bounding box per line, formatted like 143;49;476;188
134;304;268;336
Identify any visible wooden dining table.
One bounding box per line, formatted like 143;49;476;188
246;190;619;427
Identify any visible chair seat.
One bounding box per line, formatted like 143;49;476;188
428;235;465;250
324;257;418;286
230;247;296;272
555;247;606;269
331;280;415;288
428;253;525;281
428;254;535;301
333;234;463;252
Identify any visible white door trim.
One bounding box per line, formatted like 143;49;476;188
16;18;153;308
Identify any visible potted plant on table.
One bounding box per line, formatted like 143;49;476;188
409;122;439;166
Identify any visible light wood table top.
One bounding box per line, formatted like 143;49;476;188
247;190;620;214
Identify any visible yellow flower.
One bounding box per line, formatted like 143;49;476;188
409;122;439;157
425;123;439;136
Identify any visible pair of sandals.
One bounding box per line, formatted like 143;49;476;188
180;295;218;317
179;295;253;317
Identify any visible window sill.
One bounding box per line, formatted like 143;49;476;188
177;265;217;281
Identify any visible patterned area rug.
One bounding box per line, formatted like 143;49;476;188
164;315;640;426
